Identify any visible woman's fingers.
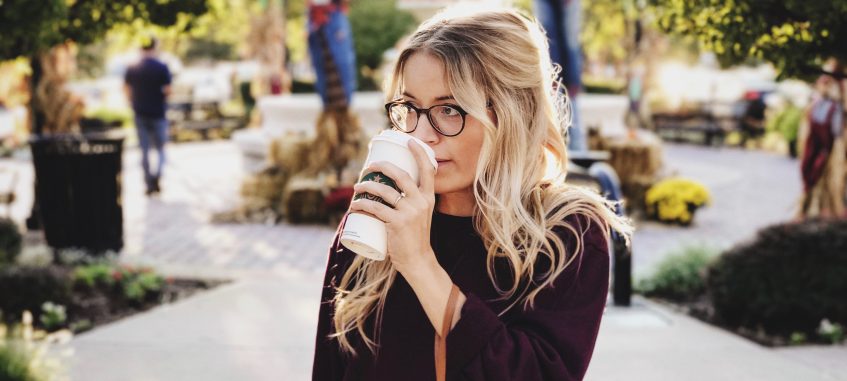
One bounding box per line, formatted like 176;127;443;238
408;139;436;195
349;198;395;222
353;181;403;208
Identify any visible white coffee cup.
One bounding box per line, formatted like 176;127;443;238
340;130;437;260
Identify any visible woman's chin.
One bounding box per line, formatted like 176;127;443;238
434;179;473;196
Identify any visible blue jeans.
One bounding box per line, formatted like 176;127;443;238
534;0;587;152
134;116;168;190
308;10;357;106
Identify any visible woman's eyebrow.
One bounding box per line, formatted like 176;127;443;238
402;91;455;101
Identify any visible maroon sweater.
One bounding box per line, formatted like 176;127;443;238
312;211;610;381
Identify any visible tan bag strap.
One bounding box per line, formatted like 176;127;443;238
435;284;461;381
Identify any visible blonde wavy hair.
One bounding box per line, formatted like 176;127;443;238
331;6;632;356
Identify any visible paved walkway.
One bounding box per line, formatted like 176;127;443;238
631;143;802;277
2;141;337;279
2;140;843;380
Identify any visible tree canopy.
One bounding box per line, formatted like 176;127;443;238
648;0;847;79
0;0;209;60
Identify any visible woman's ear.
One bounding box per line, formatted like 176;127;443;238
487;103;498;126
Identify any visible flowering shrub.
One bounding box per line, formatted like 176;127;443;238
645;178;710;225
73;263;164;303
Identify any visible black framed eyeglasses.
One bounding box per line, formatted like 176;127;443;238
384;101;469;137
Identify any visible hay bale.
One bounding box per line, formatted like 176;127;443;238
606;133;663;185
308;109;365;176
269;134;312;174
283;175;329;224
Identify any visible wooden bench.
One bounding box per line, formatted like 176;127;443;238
167;101;247;140
653;111;736;146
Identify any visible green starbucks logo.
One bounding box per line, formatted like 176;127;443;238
354;171;399;207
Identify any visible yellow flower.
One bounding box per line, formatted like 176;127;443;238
646;178;711;224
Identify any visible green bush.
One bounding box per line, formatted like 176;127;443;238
0;267;71;324
119;267;164;303
636;245;718;301
39;302;67;331
72;263;115;289
83;107;132;128
349;0;416;90
73;263;164;303
707;219;847;338
0;218;23;268
0;345;43;381
817;319;845;344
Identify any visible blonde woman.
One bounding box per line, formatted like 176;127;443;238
313;6;631;381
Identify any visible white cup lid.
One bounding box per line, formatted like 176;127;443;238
372;129;438;170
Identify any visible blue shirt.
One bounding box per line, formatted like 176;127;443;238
124;57;172;119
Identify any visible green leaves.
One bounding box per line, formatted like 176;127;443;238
0;0;209;60
0;0;67;60
72;262;165;303
647;0;847;78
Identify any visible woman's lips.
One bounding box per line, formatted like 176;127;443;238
436;159;451;168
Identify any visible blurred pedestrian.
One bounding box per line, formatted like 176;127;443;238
124;36;172;196
307;0;362;178
738;91;766;148
799;67;845;219
534;0;586;152
625;65;646;131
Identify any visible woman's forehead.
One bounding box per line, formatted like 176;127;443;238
401;52;452;101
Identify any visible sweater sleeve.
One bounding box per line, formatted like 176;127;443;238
445;216;611;381
312;223;352;381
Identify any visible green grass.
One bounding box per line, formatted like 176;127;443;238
636;245;720;301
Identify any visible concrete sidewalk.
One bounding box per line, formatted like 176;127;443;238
67;274;318;381
66;272;841;381
589;300;842;381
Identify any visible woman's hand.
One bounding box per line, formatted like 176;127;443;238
348;140;437;274
349;140;466;334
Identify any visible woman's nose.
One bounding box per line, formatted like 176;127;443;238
411;113;440;144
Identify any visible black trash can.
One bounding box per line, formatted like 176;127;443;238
30;132;125;254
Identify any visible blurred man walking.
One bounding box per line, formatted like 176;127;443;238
124;37;172;196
